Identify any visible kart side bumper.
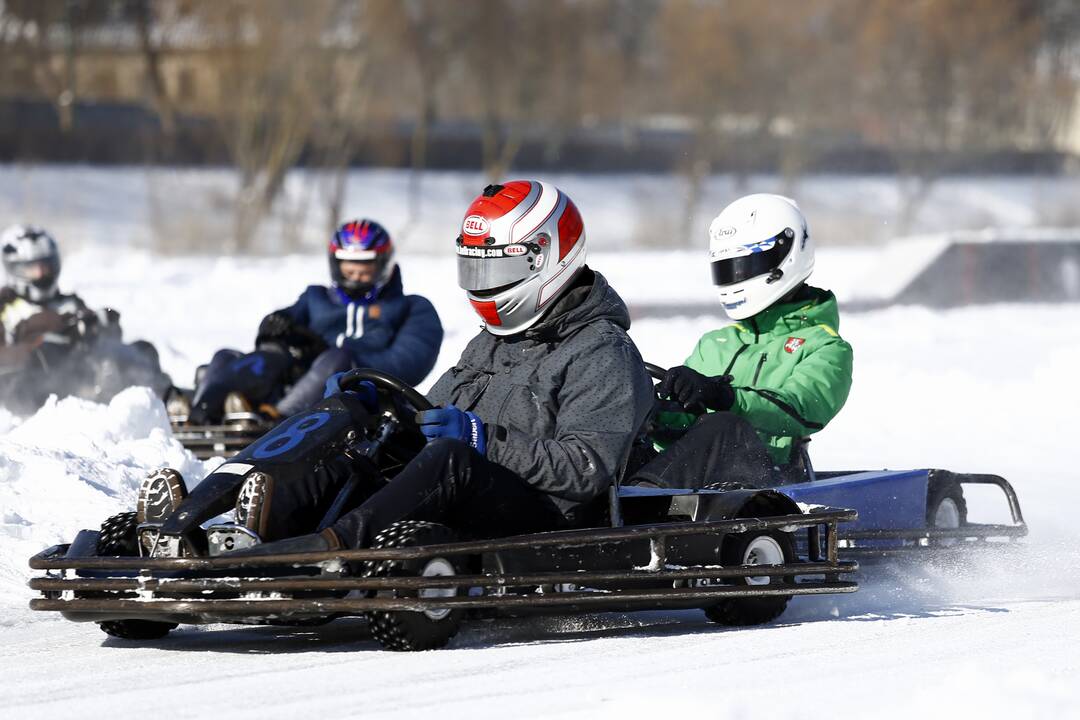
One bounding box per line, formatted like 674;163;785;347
29;509;859;625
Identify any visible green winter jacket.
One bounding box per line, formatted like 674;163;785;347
658;286;853;464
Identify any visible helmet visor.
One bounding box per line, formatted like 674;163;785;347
456;250;536;292
711;233;793;286
8;258;59;286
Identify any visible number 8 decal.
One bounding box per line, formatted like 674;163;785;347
251;412;331;460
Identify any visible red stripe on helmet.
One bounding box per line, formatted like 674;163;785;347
557;197;584;262
469;298;502;326
460;181;534;247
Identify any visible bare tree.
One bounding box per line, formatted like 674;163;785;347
0;0;109;132
190;0;345;252
855;0;1053;234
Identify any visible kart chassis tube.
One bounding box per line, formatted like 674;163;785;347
838;474;1027;545
31;509;856;571
30;582;858;619
29;509;857;620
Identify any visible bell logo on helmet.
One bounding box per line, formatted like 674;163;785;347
457;180;587;336
463;215;489;237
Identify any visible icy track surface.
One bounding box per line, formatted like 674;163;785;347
1;250;1078;719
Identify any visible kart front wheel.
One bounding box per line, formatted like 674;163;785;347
705;529;794;627
95;512;178;641
363;521;464;651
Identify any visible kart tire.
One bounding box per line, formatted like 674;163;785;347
926;479;967;547
96;511;140;556
95;512;178;641
99;619;175;640
705;530;794;627
363;521;463;652
926;481;967;528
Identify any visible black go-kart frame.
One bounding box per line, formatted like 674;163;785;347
29;369;859;651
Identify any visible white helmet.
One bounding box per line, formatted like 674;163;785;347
707;194;813;319
1;224;62;303
456;180;587;335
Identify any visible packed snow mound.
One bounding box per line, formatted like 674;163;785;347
0;387;208;620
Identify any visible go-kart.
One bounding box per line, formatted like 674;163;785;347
640;362;1029;559
28;369;860;651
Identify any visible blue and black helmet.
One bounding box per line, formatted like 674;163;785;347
329;219;395;299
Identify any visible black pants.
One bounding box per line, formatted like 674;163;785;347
329;438;569;549
191;346;351;423
630;412;775;490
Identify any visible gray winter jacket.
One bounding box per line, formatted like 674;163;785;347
427;269;653;519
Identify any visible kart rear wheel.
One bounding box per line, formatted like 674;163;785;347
95;512;178;641
363;521;464;651
705;530;794;627
926;480;967;547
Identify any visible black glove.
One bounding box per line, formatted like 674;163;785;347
60;309;100;342
257;312;294;341
656;365;735;413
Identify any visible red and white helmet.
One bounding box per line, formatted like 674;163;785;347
456;181;586;335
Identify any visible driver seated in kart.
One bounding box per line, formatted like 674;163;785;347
629;193;853;490
0;224;171;414
140;181;654;553
179;219;443;425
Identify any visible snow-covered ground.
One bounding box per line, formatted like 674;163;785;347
1;245;1078;714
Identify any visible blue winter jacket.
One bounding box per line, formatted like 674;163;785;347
277;267;443;386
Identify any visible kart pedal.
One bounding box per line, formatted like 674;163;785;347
235;472;274;537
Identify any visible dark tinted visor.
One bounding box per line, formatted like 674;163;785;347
8;258;59;284
710;232;793;286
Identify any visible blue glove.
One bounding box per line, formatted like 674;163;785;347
416;405;486;454
323;372;377;411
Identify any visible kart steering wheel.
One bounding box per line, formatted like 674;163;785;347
337;367;434;414
644;362;667;382
644;361;706;415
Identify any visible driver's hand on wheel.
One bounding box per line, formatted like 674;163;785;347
657;366;735;412
416;405;486;454
323;372;378;411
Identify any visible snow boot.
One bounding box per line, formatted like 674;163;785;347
235;472;274;537
165;387;191;423
136;468;188;526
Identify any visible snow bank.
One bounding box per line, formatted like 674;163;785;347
0;388;207;620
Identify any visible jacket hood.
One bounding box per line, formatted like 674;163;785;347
525;268;631;342
751;284;840;335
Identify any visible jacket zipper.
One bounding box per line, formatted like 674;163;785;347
752;353;767;385
723;344;749;376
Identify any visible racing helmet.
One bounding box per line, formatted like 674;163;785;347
708;194;813;320
456;181;586;336
329;219;395;300
1;224;61;303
